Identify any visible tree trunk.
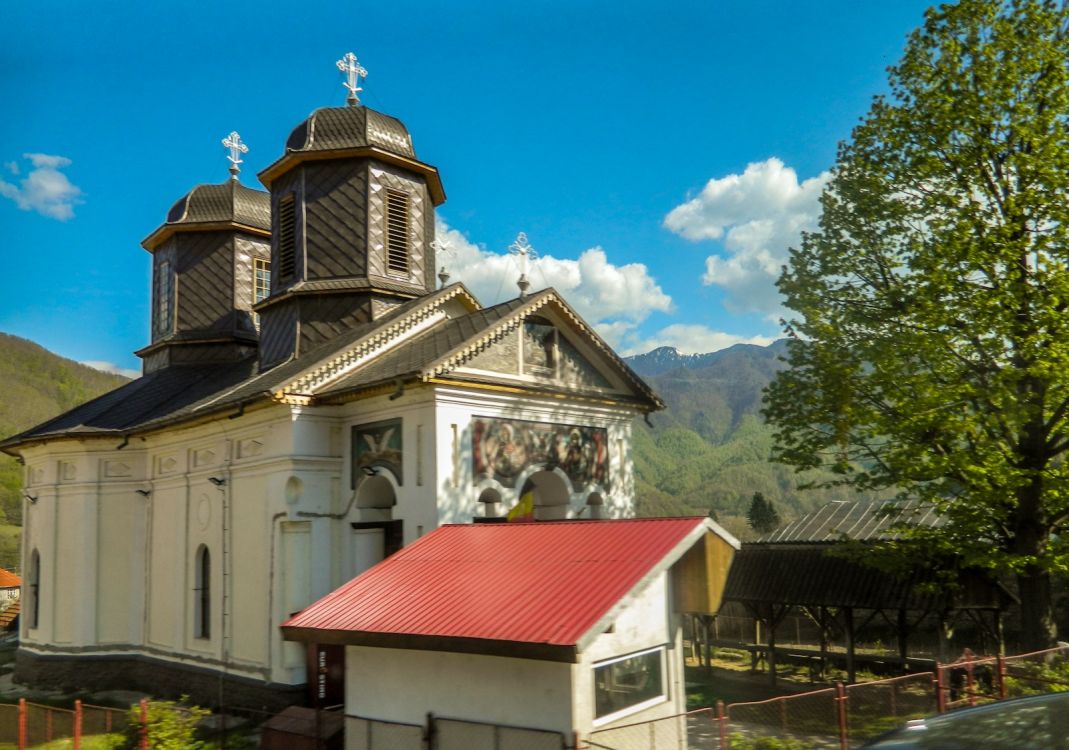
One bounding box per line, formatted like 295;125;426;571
1016;565;1057;651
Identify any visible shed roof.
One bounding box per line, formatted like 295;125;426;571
283;517;737;661
759;500;942;544
0;569;20;588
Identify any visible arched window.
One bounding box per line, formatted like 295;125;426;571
28;549;40;630
194;545;210;639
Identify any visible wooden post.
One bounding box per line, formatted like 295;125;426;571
835;681;849;750
935;668;947;713
897;607;909;666
767;607;778;687
997;655;1008;699
818;606;829;680
716;700;728;750
139;698;149;750
844;607;856;684
17;698;25;750
74;700;82;750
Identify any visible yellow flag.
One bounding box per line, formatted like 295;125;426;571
508;490;535;521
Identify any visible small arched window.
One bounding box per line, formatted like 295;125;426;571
28;549;40;630
194;545;210;639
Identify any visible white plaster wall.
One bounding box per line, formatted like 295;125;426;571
574;573;687;733
345;646;574;734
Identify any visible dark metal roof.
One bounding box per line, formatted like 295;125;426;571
759;500;942;543
722;544;1003;611
1;284;663;451
162;179;270;231
285;105;416;159
318;298;527;397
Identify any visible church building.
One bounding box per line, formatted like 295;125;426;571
0;55;663;708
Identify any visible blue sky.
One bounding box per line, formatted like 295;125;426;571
1;0;933;377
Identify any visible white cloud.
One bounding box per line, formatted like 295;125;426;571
436;218;672;332
81;360;140;379
609;324;775;357
0;152;83;220
664;158;829;318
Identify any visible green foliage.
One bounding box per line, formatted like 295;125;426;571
764;0;1069;648
631;342;893;533
747;492;781;533
128;698;210;750
727;733;813;750
0;333;128;566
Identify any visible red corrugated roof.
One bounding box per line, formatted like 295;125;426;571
283;518;712;651
0;569;20;588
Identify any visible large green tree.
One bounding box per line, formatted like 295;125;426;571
765;0;1069;650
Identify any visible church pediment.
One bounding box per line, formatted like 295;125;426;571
431;290;662;410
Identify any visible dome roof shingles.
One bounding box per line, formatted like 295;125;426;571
164;180;271;231
284;105;415;159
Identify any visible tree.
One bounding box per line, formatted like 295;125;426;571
747;492;781;534
764;0;1069;650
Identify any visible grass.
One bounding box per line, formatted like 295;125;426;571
0;735;124;749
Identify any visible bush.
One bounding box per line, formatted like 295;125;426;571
728;733;814;750
127;697;210;750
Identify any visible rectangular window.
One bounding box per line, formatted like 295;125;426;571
254;258;271;303
154;260;173;337
594;647;667;724
385;189;410;275
278;195;297;282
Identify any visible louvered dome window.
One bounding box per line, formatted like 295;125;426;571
278;194;297;282
385;189;410;275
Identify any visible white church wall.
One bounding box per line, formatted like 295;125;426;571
345;645;574;734
429;385;637;523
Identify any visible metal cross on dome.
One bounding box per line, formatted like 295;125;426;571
509;232;537;297
222;131;248;179
337;52;368;105
432;237;455;288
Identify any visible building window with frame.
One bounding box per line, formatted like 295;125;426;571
254;258;271;304
522;318;557;377
153;260;174;337
277;194;297;283
194;545;210;639
385;189;410;275
593;646;667;724
28;549;40;630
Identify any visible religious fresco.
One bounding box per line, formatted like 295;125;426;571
472;417;608;490
351;419;403;486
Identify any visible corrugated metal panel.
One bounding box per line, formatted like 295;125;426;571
760;500;942;543
284;518;707;646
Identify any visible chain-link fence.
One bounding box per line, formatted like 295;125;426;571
587;708;698;750
726;686;841;749
844;672;937;745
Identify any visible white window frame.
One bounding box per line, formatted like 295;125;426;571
592;645;669;727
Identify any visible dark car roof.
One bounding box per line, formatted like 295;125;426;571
861;692;1069;749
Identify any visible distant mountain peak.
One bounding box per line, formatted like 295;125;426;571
625;339;786;377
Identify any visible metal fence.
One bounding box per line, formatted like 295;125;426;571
587;709;695;750
577;645;1069;750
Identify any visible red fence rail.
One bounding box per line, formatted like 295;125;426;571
581;644;1068;750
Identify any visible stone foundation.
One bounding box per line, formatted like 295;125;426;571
14;649;306;713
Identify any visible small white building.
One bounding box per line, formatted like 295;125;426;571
282;517;738;743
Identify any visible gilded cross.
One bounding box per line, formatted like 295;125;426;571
336;52;368;105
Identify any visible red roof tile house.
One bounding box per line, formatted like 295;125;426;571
0;569;20;605
283;517;738;741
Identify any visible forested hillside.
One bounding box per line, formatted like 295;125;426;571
628;342;883;540
0;334;129;568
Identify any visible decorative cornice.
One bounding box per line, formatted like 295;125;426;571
423;289;664;411
273;285;479;400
